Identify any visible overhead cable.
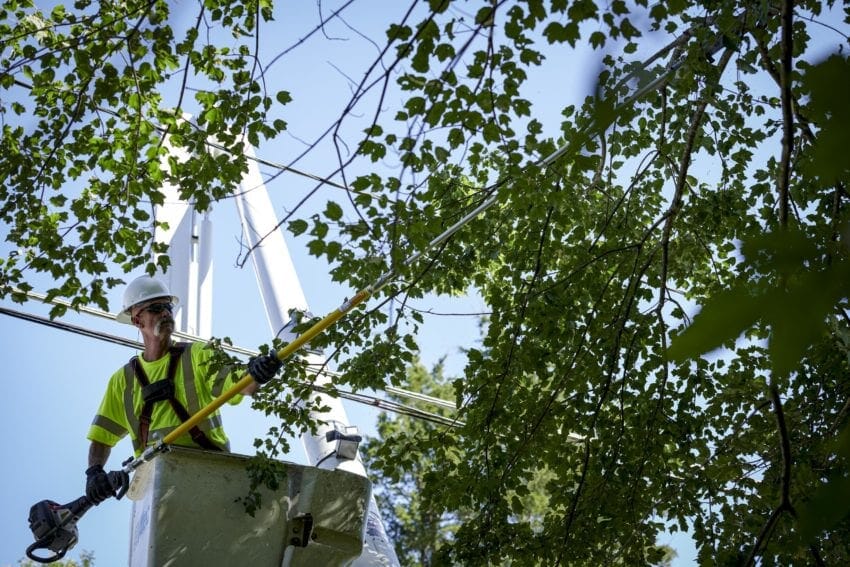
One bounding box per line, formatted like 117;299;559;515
2;296;461;427
11;78;353;195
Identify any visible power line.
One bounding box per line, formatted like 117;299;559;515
1;296;462;428
0;305;141;350
10;78;356;196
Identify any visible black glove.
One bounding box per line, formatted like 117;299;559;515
247;353;283;384
85;465;114;505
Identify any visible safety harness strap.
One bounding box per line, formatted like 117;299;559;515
129;344;222;452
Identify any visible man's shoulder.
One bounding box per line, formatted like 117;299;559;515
182;341;211;353
107;356;135;386
184;340;218;361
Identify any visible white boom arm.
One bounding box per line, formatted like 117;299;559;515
153;130;399;565
233;142;399;566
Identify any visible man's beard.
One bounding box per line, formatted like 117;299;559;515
154;317;174;338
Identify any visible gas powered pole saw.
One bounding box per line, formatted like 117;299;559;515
26;470;129;563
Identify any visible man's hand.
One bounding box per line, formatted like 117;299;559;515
247;353;283;384
85;465;114;504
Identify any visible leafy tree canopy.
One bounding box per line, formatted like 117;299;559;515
364;361;678;565
17;549;94;567
2;0;849;564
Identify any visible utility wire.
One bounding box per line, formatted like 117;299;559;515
2;294;462;428
0;305;141;350
9;78;355;196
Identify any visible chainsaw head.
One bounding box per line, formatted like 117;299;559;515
26;470;127;563
26;498;84;563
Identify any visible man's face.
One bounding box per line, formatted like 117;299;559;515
131;297;175;338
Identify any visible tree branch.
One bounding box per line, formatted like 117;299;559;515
744;386;802;567
777;0;794;229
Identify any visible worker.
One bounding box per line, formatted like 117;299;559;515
84;275;283;504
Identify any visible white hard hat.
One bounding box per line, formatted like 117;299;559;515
116;276;180;324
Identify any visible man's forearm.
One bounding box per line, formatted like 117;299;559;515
88;441;112;468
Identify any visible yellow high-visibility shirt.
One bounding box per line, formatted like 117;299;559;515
87;342;245;456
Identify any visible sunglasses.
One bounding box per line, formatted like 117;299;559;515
141;302;174;314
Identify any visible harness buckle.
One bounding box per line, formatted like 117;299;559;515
141;380;175;404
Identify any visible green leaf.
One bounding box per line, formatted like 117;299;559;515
325;201;343;221
288;219;308;236
306;239;324;257
668;287;761;362
589;31;606;48
800;55;850;183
